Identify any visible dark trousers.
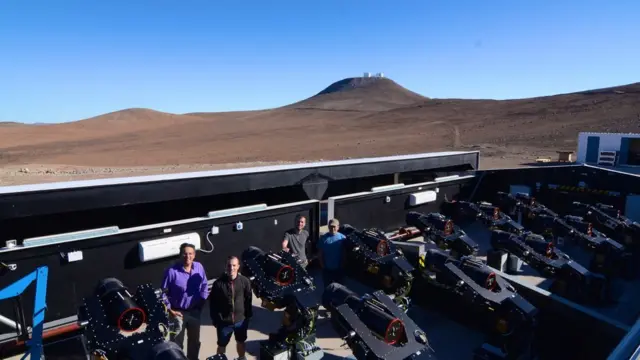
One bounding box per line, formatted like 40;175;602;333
170;308;202;360
322;268;345;287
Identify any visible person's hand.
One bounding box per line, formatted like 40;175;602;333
282;247;289;252
169;309;183;318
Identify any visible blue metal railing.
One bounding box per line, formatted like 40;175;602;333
607;316;640;360
0;266;48;360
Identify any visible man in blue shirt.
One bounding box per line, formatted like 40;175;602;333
317;218;347;286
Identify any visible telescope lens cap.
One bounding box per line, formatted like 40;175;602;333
414;330;427;344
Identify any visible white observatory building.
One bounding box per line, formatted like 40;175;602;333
362;72;385;78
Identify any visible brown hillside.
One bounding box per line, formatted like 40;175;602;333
375;82;640;149
0;108;211;149
0;122;26;127
0;79;639;170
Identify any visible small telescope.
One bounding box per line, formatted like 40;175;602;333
405;211;479;257
95;278;148;333
241;246;322;360
322;283;436;360
340;225;415;310
79;278;194;360
415;248;538;359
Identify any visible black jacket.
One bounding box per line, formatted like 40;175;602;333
209;272;253;326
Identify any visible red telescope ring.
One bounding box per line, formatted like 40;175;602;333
376;241;390;256
275;265;295;286
384;318;405;345
444;220;454;236
545;242;555;258
116;307;146;333
485;272;498;291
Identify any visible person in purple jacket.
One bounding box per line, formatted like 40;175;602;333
161;242;210;360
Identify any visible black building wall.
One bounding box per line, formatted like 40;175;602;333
0;201;319;327
0;174;396;241
330;177;473;232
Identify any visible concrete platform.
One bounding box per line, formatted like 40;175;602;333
9;267;486;360
184;269;486;360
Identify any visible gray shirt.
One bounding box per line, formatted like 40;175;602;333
283;229;310;263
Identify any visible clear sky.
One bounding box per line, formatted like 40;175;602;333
1;1;639;124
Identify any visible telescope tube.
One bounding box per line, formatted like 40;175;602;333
147;341;188;360
242;246;295;285
95;278;146;332
322;283;405;344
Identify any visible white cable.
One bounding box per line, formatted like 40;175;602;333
200;232;215;253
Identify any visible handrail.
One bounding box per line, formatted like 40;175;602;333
0;314;22;333
607;316;640;360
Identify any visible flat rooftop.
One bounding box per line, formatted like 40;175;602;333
584;164;640;177
0;150;479;220
0;151;478;195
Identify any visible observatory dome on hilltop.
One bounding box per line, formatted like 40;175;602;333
286;74;428;112
316;72;387;96
362;72;385;78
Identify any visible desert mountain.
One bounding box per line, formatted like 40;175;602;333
284;77;428;112
0;77;639;168
0;122;25;127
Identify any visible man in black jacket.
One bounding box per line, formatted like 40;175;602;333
209;255;253;360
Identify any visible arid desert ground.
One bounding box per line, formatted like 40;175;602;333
1;77;639;186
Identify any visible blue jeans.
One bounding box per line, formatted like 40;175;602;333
216;319;249;347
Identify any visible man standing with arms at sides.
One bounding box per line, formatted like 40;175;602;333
209;256;253;360
161;243;209;360
282;214;310;268
317;218;347;286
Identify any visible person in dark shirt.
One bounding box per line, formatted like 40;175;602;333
209;255;253;360
161;243;209;360
282;214;310;268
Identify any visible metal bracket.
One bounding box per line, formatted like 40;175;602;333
0;266;48;360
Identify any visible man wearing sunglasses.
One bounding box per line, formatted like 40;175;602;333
317;218;347;286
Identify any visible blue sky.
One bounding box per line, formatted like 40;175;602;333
1;1;639;124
